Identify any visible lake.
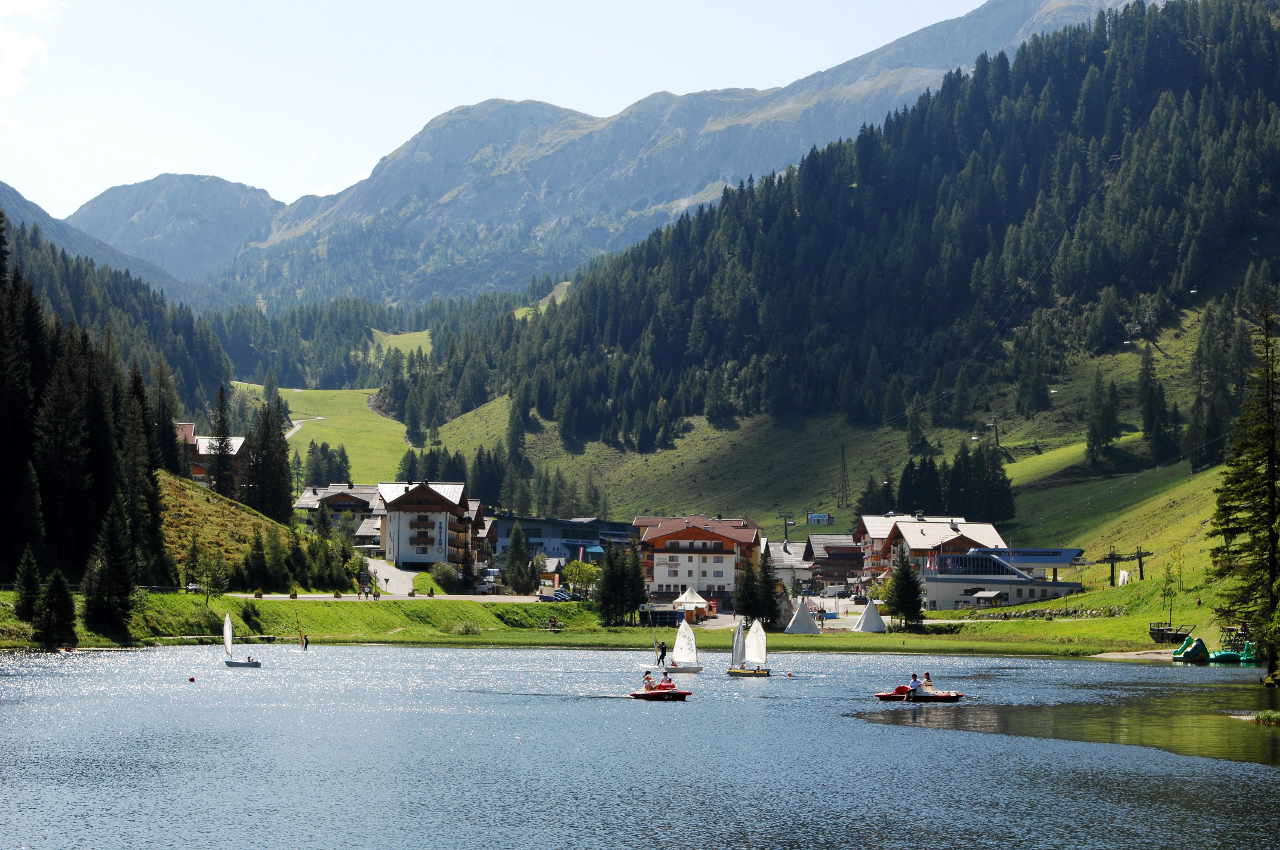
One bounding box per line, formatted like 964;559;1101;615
2;647;1277;849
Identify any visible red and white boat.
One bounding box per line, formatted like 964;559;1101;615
874;685;963;702
630;683;692;701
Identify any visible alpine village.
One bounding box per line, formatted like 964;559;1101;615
3;1;1280;846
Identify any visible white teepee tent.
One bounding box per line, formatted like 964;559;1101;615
785;599;821;634
853;602;886;633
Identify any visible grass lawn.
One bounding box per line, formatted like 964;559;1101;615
411;572;447;596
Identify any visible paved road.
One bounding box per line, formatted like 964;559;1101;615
364;558;415;595
284;416;324;440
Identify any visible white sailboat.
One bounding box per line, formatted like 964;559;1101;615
666;620;702;673
727;618;770;677
223;614;261;668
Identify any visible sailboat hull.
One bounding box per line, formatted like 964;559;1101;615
664;665;702;674
224;659;261;668
727;667;770;677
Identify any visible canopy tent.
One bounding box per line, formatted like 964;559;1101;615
672;588;709;610
784;600;822;634
853;603;886;633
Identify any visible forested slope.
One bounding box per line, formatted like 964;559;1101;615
379;0;1280;458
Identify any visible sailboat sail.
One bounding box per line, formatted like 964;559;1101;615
223;614;233;656
673;620;698;666
730;621;746;668
744;620;768;667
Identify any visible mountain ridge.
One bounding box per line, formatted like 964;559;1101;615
70;0;1132;308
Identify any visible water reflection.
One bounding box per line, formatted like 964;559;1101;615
862;682;1280;765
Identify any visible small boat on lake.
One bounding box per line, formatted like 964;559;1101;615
727;619;770;677
630;685;692;701
665;620;703;673
874;686;963;702
223;614;262;668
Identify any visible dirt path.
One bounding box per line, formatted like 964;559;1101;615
284;416;324;439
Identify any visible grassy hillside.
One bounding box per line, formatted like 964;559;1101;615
237;382;407;482
158;470;290;573
514;281;572;319
372;328;432;356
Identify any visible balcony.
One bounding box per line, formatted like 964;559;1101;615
662;542;727;554
409;535;435;546
409;521;434;530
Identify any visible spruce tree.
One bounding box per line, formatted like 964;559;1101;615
32;569;78;649
755;551;780;629
81;501;137;634
885;549;923;627
735;562;761;622
505;522;533;594
624;547;646;625
14;545;41;622
1209;305;1280;676
210;386;237;498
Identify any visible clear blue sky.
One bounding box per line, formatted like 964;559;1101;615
0;0;984;218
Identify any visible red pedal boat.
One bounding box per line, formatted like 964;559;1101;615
630;685;692;701
874;685;963;702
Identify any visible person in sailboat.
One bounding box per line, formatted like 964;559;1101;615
656;640;668;667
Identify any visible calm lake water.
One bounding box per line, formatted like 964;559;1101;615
2;647;1277;849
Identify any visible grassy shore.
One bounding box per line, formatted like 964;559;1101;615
1;591;1155;657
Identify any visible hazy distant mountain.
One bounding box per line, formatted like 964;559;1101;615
0;180;181;291
75;0;1132;308
67;174;282;283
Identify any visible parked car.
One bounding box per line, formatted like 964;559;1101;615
852;595;869;605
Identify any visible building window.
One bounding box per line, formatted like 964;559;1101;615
667;569;679;578
687;570;693;577
415;547;428;555
687;556;694;563
713;556;723;564
700;571;706;577
668;555;679;562
1016;588;1023;598
712;570;723;578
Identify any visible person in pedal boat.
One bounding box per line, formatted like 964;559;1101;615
922;672;936;692
642;671;656;691
658;672;675;690
905;673;922;699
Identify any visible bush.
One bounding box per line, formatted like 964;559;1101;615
289;588;298;599
450;622;482;635
431;563;460;593
253;589;263;599
407;589;416;597
333;590;342;598
240;601;262;632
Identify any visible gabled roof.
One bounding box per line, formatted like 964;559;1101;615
803;533;858;561
355;516;381;538
768;539;814;571
634;515;760;545
293;483;380;511
378;481;467;512
888;520;1007;551
193;436;245;456
858;513;965;540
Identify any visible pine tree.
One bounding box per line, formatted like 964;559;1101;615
1085;368;1114;465
32;569;77;649
885;548;923;627
81;501;137;634
210;386;236;498
1209;305;1280;676
14;545;40;622
755;551;780;628
505;522;534;594
735;562;761;621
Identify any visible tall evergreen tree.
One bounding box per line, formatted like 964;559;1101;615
32;569;77;649
885;548;923;627
81;500;137;633
14;545;40;622
210;386;237;498
1209;305;1280;676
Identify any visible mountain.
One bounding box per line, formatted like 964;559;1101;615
0;180;182;292
67;174;282;283
73;0;1130;308
373;0;1276;461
